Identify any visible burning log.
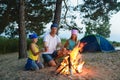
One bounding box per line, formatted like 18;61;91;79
56;42;86;75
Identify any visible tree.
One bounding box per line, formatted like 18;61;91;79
25;0;54;35
1;0;120;38
52;0;62;35
57;0;83;33
0;0;55;37
53;0;62;25
79;0;120;37
0;0;19;36
18;0;27;59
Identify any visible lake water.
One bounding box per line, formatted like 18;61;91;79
115;47;120;50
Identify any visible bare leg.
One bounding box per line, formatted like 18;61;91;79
48;60;56;67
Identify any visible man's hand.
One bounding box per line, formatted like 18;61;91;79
45;46;49;52
79;42;87;52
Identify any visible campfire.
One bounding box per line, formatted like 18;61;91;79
56;42;86;75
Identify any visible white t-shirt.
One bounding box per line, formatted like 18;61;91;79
43;33;61;54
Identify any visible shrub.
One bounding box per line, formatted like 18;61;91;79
0;36;67;54
0;37;18;54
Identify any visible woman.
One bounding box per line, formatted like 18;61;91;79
64;28;78;50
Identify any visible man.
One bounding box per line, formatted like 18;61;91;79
42;23;66;67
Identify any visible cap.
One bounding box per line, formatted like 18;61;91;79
29;33;38;39
51;23;58;29
71;29;78;35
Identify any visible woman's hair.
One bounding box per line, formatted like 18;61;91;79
70;34;77;42
70;28;78;42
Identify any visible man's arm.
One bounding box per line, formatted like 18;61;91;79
57;42;64;50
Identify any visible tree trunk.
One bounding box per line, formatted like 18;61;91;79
18;0;27;59
53;0;62;25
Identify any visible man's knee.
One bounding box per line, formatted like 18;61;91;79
48;60;56;67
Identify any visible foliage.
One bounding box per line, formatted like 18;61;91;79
25;0;55;35
60;0;83;33
1;0;120;38
84;21;111;37
0;0;19;35
74;0;120;38
112;41;120;47
0;0;55;37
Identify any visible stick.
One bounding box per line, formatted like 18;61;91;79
68;55;73;75
56;64;69;75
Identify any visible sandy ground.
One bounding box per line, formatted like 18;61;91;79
0;51;120;80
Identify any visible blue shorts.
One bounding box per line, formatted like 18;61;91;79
42;51;58;63
25;58;44;71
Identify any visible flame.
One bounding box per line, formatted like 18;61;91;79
77;61;85;73
56;42;86;75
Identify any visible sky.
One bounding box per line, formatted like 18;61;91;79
45;0;120;42
109;11;120;42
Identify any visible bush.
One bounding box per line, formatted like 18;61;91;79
112;41;120;47
0;37;19;54
0;36;67;54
